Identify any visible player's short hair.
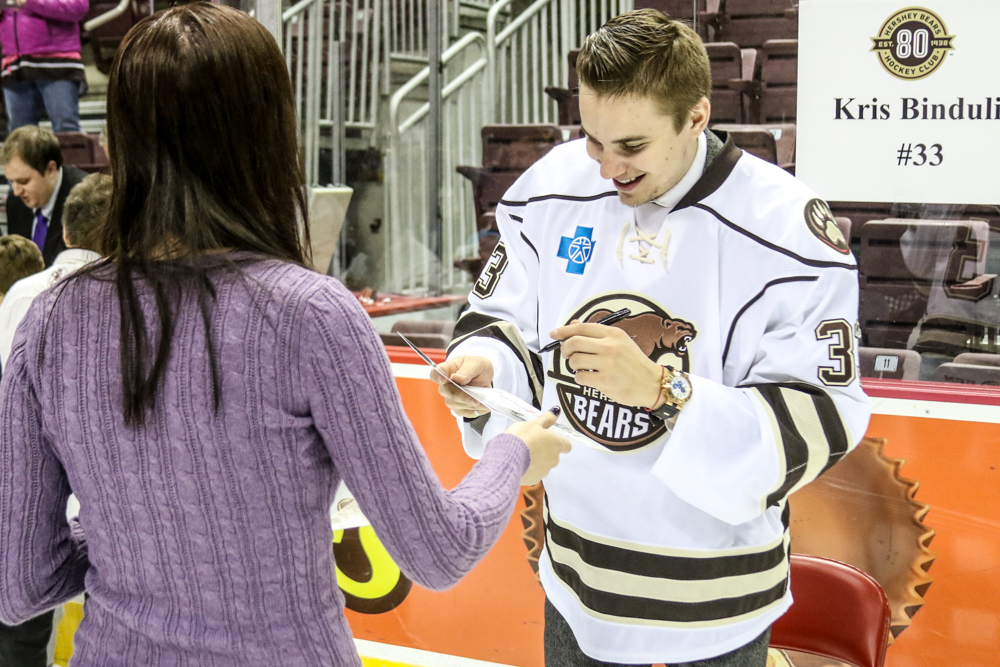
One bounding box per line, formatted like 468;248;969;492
0;235;45;295
63;173;112;253
576;9;711;132
0;125;63;173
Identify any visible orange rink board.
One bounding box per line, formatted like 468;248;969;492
356;348;1000;667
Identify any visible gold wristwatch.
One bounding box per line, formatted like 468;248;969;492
650;366;693;420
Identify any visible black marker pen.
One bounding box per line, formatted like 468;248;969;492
539;308;632;353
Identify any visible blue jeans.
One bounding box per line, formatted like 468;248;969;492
4;79;81;132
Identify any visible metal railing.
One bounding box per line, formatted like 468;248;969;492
385;32;490;294
487;0;633;123
283;0;383;185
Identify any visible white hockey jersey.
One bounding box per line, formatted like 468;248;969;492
449;131;872;664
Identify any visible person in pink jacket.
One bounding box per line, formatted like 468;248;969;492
0;0;89;132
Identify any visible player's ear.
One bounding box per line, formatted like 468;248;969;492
688;98;711;136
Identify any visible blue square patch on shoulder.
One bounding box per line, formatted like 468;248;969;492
558;226;595;275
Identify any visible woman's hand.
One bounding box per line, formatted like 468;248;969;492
506;410;571;485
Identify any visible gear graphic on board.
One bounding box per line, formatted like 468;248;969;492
786;436;936;661
520;437;935;666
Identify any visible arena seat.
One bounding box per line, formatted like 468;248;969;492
859;219;994;352
953;352;1000;367
455;168;522;224
54;132;110;173
55;132;92;167
544;51;580;126
456;126;563;278
829;202;895;230
633;0;720;39
712;126;777;164
932;363;1000;386
480;125;564;171
454;212;500;278
859;347;921;381
711;123;795;171
713;0;798;49
770;555;890;667
705;42;756;124
758;39;797;123
380;319;457;349
834;217;852;244
82;0;149;75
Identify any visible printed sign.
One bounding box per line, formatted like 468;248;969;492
797;1;1000;205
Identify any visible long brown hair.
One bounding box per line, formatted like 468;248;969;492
99;2;310;425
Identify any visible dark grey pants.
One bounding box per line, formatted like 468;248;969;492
544;599;770;667
0;611;54;667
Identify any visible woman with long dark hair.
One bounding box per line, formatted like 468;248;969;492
0;4;569;664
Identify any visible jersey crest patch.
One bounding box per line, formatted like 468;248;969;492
804;198;850;255
473;241;508;299
548;294;698;452
557;226;595;275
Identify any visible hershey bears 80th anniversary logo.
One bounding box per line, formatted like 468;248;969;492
870;7;955;81
548;294;698;452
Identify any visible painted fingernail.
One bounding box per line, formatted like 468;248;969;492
549;406;561;417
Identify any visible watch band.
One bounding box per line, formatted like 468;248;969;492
645;365;691;421
650;401;680;420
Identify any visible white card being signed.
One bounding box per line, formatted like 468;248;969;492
399;334;602;451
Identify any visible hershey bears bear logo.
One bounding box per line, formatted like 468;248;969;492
805;198;850;255
548;294;697;452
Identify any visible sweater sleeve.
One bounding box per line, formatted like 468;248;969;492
301;279;530;591
0;299;88;625
20;0;89;23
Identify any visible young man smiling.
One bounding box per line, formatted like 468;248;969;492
435;9;870;667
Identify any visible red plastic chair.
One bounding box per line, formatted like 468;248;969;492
770;555;891;667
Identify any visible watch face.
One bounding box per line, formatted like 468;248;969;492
669;374;692;401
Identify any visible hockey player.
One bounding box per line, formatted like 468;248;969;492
434;9;872;667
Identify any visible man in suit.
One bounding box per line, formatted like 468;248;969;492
2;125;87;267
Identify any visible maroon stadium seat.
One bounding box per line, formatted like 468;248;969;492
82;1;149;75
544;51;581;126
953;353;1000;367
456;126;563;278
705;42;754;124
759;39;798;123
932;363;1000;386
714;0;798;49
55;133;110;173
633;0;720;39
55;132;93;166
859;347;921;381
829;202;894;230
769;555;890;667
859;219;994;352
713;126;777;164
711;123;795;170
834;216;852;244
480;125;563;171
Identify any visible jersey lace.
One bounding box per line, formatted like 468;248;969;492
616;220;671;271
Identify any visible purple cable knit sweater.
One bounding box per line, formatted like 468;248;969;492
0;258;529;666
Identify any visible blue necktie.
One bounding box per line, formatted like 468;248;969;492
32;210;48;251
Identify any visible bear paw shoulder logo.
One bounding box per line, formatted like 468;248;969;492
805;198;849;255
870;7;955;81
548;294;697;452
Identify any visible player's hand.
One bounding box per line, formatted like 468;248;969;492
505;410;571;485
550;320;663;408
432;355;494;419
